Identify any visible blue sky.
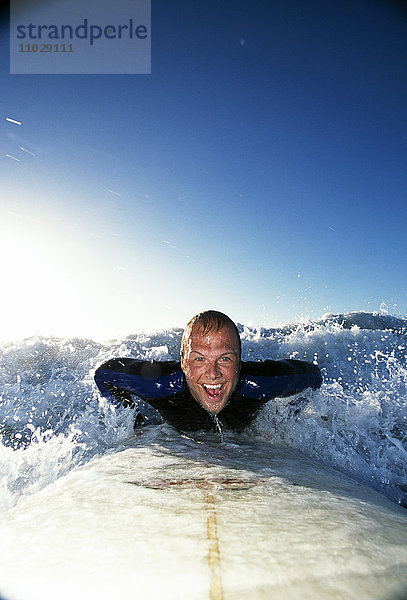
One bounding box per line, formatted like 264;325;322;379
1;0;407;340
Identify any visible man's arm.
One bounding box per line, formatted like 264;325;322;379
218;359;322;432
236;359;322;401
94;358;184;407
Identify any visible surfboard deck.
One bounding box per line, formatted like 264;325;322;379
1;427;407;600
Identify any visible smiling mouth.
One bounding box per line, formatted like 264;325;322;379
202;383;224;398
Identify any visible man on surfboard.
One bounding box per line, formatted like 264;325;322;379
95;310;322;433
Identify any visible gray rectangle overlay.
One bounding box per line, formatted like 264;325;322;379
10;0;151;74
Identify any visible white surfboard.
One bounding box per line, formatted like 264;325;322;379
1;426;407;600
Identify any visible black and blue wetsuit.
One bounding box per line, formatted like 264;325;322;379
94;358;322;433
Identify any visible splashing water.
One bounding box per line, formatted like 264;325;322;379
210;413;225;442
0;312;406;512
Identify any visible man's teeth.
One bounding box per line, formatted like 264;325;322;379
203;384;223;396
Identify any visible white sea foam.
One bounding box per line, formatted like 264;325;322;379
0;312;406;511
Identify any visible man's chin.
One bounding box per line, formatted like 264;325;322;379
197;394;228;415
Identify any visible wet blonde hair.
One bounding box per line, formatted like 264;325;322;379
180;310;241;359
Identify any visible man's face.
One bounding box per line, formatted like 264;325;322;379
181;324;241;414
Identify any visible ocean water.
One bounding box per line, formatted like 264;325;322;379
0;311;406;513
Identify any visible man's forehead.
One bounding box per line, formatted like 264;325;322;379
186;324;240;350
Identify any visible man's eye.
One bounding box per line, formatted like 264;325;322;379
194;357;204;362
220;356;231;362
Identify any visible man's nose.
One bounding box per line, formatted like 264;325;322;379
206;360;221;379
